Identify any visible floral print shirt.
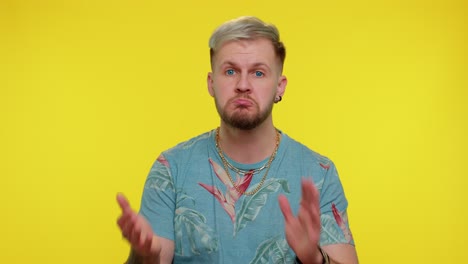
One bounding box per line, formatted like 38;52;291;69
139;130;354;263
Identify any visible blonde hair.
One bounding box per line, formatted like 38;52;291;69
209;16;286;69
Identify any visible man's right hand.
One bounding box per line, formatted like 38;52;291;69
117;193;161;262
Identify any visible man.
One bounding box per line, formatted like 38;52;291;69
117;16;358;264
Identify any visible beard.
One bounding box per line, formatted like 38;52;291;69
215;95;275;130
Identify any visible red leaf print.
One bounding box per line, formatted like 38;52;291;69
319;163;330;170
331;203;353;242
157;155;169;167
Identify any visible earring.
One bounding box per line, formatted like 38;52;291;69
275;95;282;103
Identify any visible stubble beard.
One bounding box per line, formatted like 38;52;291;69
215;95;275;130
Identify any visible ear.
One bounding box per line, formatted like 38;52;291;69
276;75;287;98
207;72;215;97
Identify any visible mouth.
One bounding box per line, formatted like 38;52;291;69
233;98;253;107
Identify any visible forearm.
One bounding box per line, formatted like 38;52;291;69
296;246;353;264
296;256;342;264
125;250;159;264
326;256;344;264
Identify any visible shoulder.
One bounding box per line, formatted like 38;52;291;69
281;131;334;168
147;130;215;180
166;129;213;151
159;130;214;163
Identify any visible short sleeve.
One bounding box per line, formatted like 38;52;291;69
318;161;355;246
139;154;176;241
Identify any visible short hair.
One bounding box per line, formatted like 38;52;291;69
209;16;286;70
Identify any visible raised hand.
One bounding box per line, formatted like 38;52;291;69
278;178;323;264
116;193;161;261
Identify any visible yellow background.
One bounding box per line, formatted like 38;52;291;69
1;0;466;263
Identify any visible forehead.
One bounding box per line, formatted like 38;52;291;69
213;38;278;67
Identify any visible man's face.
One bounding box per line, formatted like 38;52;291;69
207;38;287;130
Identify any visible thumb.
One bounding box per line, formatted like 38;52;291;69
116;193;132;213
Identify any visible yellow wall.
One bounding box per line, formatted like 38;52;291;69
1;0;466;263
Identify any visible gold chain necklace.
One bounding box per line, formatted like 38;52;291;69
215;127;281;196
224;153;269;175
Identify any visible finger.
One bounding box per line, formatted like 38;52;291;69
116;193;132;213
128;215;148;248
299;179;321;239
278;194;294;222
117;215;128;232
132;217;155;255
141;232;154;254
279;194;314;252
117;208;134;227
130;218;143;246
122;213;138;240
297;204;316;241
117;207;136;232
301;178;317;203
301;178;320;215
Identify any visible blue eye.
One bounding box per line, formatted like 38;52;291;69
226;69;235;75
255;71;264;77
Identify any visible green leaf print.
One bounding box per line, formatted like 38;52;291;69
314;178;324;192
147;162;174;192
234;178;290;235
320;214;347;245
249;236;294;264
174;207;218;256
176;190;195;205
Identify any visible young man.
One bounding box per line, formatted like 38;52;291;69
117;16;358;264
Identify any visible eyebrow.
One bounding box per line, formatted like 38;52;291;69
220;61;271;71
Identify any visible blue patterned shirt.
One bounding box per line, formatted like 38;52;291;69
139;129;354;263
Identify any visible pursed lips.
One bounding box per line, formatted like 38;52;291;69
232;97;254;108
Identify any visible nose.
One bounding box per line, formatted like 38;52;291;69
235;73;251;94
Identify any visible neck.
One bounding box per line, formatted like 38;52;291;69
217;120;279;164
